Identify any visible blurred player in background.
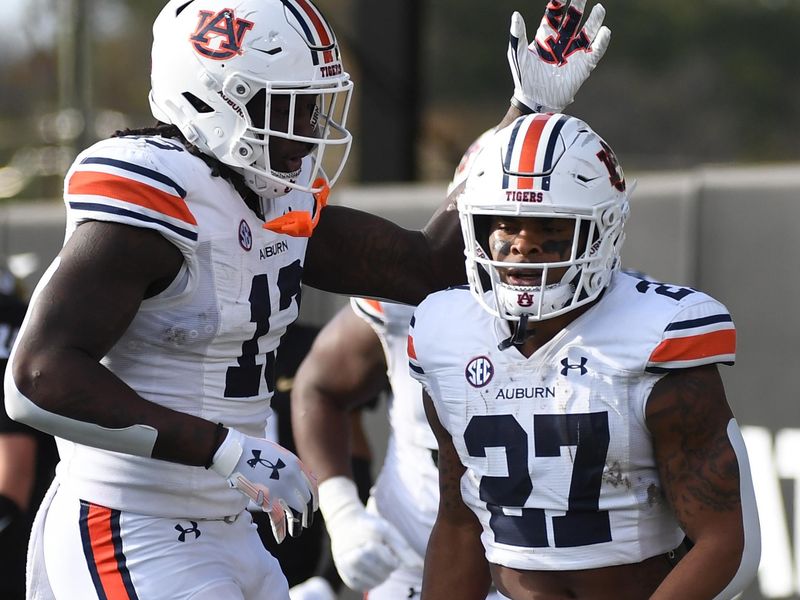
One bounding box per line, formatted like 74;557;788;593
293;298;430;599
410;112;760;600
254;321;384;600
0;267;58;600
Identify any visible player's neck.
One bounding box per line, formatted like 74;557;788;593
512;302;595;358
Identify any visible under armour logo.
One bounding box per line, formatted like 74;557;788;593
247;450;285;480
560;356;588;375
517;291;534;307
175;521;201;542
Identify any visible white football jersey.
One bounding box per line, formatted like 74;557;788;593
350;298;439;557
39;134;315;518
350;298;436;450
409;272;736;570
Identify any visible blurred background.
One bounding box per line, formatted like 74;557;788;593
0;1;798;599
2;0;800;201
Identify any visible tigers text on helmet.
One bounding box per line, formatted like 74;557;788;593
458;113;630;323
149;0;353;199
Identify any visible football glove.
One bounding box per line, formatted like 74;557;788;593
288;576;337;600
508;0;611;113
319;476;421;592
211;427;318;543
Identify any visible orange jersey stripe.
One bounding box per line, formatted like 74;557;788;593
87;504;131;600
516;116;548;190
649;329;736;363
364;299;384;314
407;334;417;360
69;171;197;226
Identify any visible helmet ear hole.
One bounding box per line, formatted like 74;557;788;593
182;92;213;114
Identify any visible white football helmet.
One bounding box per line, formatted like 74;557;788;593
149;0;353;198
446;128;495;197
458;113;630;323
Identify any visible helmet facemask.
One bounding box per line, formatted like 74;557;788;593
463;204;626;323
229;78;352;199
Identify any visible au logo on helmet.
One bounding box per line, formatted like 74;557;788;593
596;140;626;192
190;9;255;60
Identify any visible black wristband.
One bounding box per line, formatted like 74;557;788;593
204;422;226;469
510;96;536;115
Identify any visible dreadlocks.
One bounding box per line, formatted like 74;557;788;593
112;124;261;214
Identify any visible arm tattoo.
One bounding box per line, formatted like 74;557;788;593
439;443;467;514
649;366;739;530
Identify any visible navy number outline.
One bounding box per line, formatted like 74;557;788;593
634;279;695;302
464;411;611;548
224;260;302;397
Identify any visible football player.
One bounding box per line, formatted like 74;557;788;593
292;298;441;599
3;0;608;598
292;2;614;598
409;113;761;599
289;123;494;600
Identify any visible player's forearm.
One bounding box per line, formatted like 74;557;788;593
6;348;220;467
496;104;526;130
419;200;467;294
291;389;353;482
306;206;438;303
421;520;491;600
650;538;745;600
0;436;36;509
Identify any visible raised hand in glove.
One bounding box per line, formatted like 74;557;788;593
508;0;611;114
319;476;422;592
211;427;317;543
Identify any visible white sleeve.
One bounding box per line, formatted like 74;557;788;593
713;419;761;599
2;259;159;457
4;362;158;457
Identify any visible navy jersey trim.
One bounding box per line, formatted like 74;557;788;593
69;201;198;242
81;157;187;198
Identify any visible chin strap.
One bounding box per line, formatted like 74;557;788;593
262;178;329;237
498;314;531;351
